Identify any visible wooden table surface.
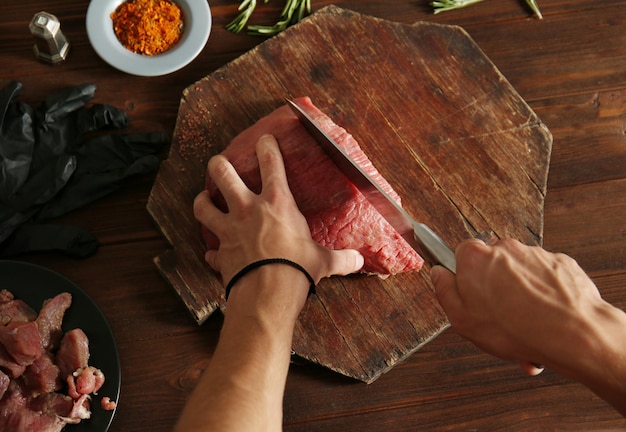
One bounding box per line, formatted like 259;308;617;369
2;1;625;430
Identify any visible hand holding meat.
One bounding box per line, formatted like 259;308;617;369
179;134;364;431
432;238;626;417
197;97;422;277
193;134;364;294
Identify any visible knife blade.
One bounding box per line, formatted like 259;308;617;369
287;99;456;274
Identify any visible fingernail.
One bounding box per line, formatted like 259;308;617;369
258;133;275;142
355;253;364;271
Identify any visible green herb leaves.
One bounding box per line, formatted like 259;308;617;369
227;1;543;37
431;0;543;18
431;0;485;14
226;0;311;36
225;0;259;33
524;0;543;19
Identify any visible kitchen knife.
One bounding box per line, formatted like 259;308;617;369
287;99;457;274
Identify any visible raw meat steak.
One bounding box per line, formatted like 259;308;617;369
204;97;423;276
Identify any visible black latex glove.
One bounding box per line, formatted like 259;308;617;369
0;223;98;258
0;81;35;199
0;81;165;257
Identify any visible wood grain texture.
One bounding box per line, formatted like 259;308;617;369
2;0;626;429
147;6;552;383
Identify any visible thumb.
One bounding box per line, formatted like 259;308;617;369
204;249;219;273
431;265;462;315
324;249;364;279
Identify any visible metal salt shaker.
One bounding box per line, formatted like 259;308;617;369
29;12;70;65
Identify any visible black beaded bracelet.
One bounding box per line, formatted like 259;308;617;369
224;258;316;301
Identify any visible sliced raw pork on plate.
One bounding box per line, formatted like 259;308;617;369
203;97;423;276
0;291;115;432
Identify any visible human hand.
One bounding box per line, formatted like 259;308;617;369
193;134;364;290
432;238;605;376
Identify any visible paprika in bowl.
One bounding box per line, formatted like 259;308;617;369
86;0;211;77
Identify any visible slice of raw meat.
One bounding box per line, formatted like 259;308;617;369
0;381;67;432
0;290;37;325
22;352;62;396
28;391;74;421
0;290;13;303
204;97;423;276
0;321;42;366
56;328;89;379
35;292;72;351
0;343;26;378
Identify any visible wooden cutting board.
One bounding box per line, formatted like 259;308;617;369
147;5;552;383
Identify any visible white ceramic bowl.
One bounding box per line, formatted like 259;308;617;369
86;0;211;76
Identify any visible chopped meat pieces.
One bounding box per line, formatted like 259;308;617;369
0;290;12;303
0;381;68;432
0;321;42;366
64;393;91;423
0;343;26;378
0;290;37;325
67;367;104;400
101;396;116;411
56;329;89;380
36;293;72;351
22;353;62;396
0;290;116;431
204;96;423;276
0;370;8;399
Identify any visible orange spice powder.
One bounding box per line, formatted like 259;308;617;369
111;0;184;56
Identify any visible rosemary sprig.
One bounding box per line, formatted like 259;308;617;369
248;0;311;36
431;0;543;19
431;0;485;14
226;0;264;34
226;0;310;36
525;0;543;19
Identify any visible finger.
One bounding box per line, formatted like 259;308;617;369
457;237;491;255
323;249;364;280
455;238;495;270
42;84;95;120
193;190;225;229
519;361;544;376
207;155;251;208
475;231;498;245
256;134;290;196
432;265;463;315
204;249;220;273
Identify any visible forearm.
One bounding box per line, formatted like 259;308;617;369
553;302;626;417
174;266;309;432
175;320;292;431
433;239;626;418
180;133;363;430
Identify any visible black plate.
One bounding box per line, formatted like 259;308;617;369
0;260;120;432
